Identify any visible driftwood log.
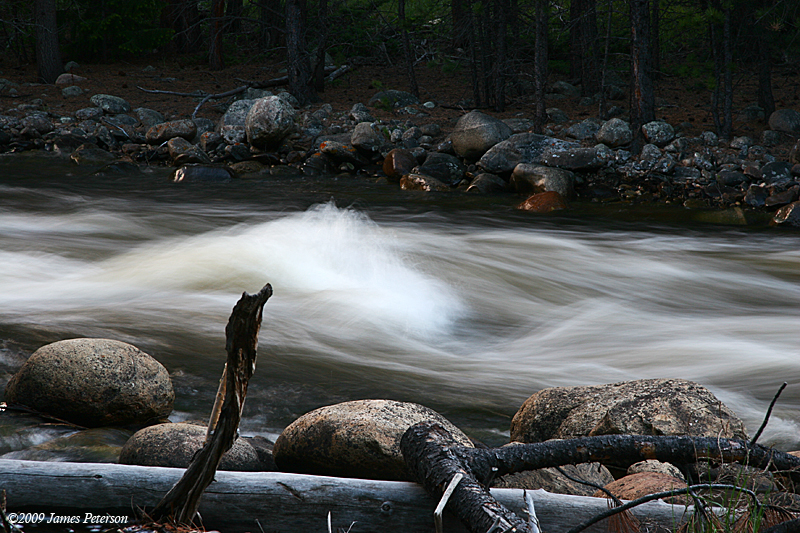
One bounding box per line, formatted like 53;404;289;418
0;459;697;533
148;283;272;525
401;421;800;533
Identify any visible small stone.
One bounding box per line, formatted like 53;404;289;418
55;73;87;86
61;86;83;98
400;173;450;192
382;148;417;182
146;119;197;145
70;144;116;165
466;173;507;194
772;201;800;227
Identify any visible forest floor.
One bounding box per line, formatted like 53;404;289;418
2;54;800;158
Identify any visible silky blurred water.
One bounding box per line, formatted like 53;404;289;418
1;154;799;450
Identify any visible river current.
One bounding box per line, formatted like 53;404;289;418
1;153;799;451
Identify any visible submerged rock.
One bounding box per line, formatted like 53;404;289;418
273;399;473;481
4;338;174;428
119;422;274;471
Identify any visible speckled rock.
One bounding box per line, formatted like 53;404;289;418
119;422;275;471
451;110;513;160
595;118;633;147
146;119;197;145
4;338;174;427
245;95;297;149
627;460;685;481
89;94;131;115
510;379;748;443
273;399;473;481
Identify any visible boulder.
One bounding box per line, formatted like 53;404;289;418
20;114;53;135
594;472;688;504
515;191;568;212
540;144;614;171
641;121;675;147
400;173;451;192
349;103;374;123
273;399;473;481
219;99;256;130
510;379;748;444
119;422;274;471
466;173;507;194
761;161;793;184
595;118;632;147
145;119;197;145
478;133;580;175
320;140;369;166
350;122;386;154
89;94;131;115
4;338;174;428
511;164;576;198
167;137;211;166
768;109;800;134
55;73;87;86
134;108;165;130
69;144;116;165
450;111;513;160
564;119;600;141
549;81;581;99
245;96;297;149
383;148;417;182
75;107;103;121
493;457;614;497
627;460;685;481
415;152;466;186
772;201;800;227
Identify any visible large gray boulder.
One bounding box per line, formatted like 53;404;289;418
4;338;174;427
119;422;274;471
768;109;800;134
540;144;614;171
219;99;256;130
245;96;297;149
451;111;513;160
510;379;748;443
511;164;576;198
642;121;676;147
415;152;466;186
273;399;473;481
596;118;632;147
478;133;580;175
350;122;386;153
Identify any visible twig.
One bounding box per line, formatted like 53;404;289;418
751;382;788;446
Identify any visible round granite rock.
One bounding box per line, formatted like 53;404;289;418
273;399;473;481
4;338;174;427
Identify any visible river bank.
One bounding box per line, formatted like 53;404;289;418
2;60;800;227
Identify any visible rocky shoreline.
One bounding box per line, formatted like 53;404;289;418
3;337;800;511
3;72;800;226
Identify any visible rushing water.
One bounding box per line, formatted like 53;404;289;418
1;152;799;453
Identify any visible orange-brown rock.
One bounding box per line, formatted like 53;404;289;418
383;148;417;182
516;191;567;212
593;472;688;504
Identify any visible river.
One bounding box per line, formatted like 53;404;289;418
1;152;799;453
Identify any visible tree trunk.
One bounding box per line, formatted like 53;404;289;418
162;0;202;53
570;0;584;81
721;3;732;139
150;284;272;525
285;0;317;105
756;24;775;120
629;0;654;153
451;0;469;50
209;0;225;70
399;0;419;99
650;0;660;79
259;0;283;48
492;0;507;112
313;0;328;92
34;0;62;84
533;0;548;133
225;0;243;34
580;0;599;96
598;0;613;119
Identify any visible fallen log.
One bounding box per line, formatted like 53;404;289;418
0;459;695;533
401;421;800;533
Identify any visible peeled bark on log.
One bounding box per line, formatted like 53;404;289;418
149;283;272;525
401;421;800;533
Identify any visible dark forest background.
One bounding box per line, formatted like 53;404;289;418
3;0;799;145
